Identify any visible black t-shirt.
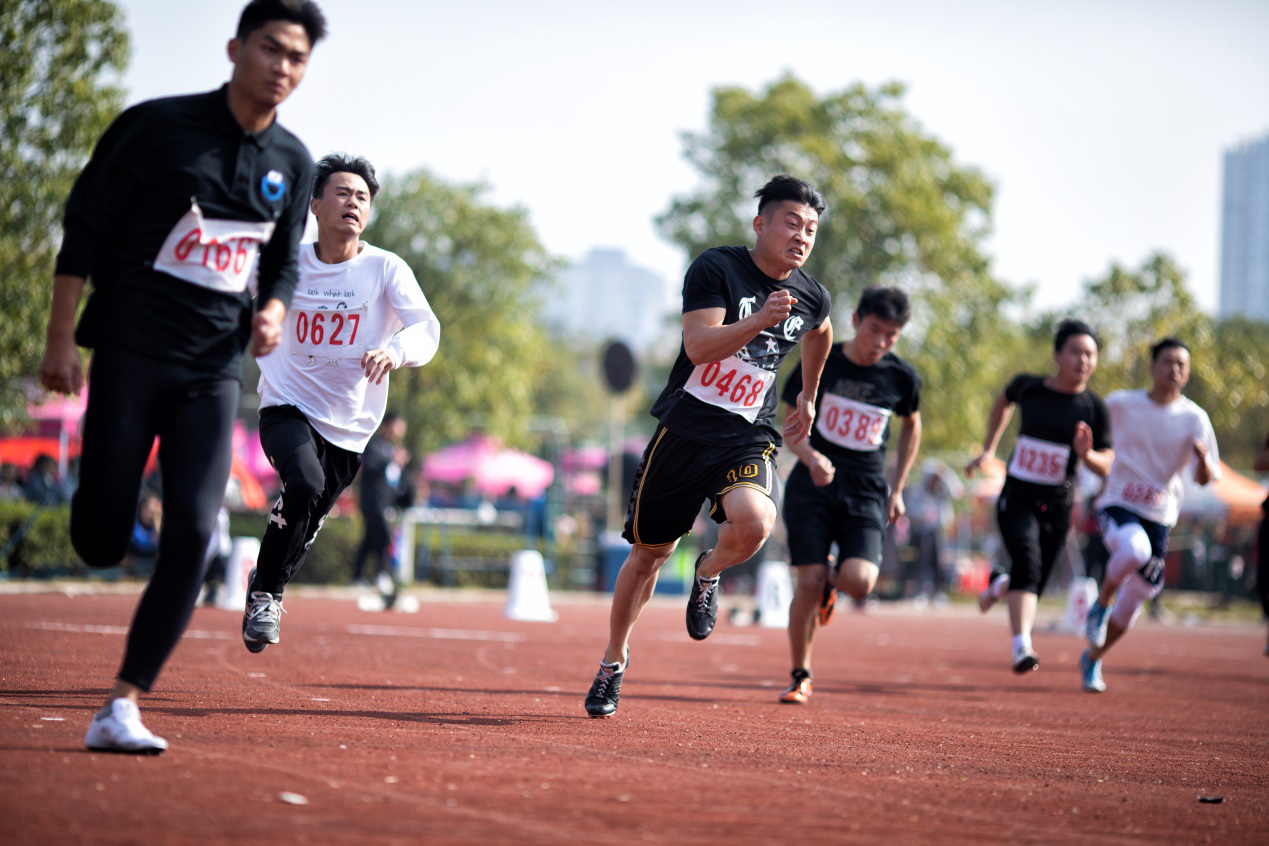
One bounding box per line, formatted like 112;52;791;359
1002;374;1111;488
56;86;313;378
651;246;831;447
782;346;921;479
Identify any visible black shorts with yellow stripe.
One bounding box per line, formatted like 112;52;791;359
622;424;779;548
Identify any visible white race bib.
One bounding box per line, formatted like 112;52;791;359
289;306;369;360
1008;434;1071;485
683;356;775;423
153;199;276;294
816;394;891;451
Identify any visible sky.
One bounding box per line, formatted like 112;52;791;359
109;0;1269;316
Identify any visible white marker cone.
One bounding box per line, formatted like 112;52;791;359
755;560;793;628
217;537;260;612
1061;576;1099;633
504;549;558;622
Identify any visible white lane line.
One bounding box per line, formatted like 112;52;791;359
346;624;525;643
28;621;232;640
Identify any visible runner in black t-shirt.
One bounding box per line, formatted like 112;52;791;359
584;175;833;718
39;0;327;755
776;287;922;704
966;320;1113;675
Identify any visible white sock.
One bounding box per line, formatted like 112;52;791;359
1012;633;1032;654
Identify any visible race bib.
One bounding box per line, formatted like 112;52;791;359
683;355;774;422
816;394;890;451
153;199;276;294
1007;434;1070;485
1116;480;1164;508
289;306;368;360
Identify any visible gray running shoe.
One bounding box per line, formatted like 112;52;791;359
242;589;283;653
584;649;629;718
686;551;720;641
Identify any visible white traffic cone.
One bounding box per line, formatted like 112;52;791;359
755;559;793;628
1061;577;1098;633
504;549;558;622
216;537;260;612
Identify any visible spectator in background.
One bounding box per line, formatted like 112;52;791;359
352;411;409;588
127;491;162;576
23;454;66;506
1254;430;1269;656
0;463;22;499
904;467;954;603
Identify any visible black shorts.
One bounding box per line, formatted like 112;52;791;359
622;425;778;547
995;479;1074;595
783;464;886;566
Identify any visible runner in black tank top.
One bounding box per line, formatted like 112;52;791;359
966;320;1113;675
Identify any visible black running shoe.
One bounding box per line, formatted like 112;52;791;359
1011;646;1039;674
686;551;720;641
584;649;629;718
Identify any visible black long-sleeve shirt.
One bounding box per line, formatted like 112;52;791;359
56;85;313;378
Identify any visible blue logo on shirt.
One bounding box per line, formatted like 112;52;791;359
261;170;286;202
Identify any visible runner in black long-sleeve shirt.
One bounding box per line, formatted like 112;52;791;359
38;0;327;755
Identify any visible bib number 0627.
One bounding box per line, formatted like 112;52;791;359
295;311;360;347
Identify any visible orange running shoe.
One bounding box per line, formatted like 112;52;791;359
818;580;837;626
779;670;813;704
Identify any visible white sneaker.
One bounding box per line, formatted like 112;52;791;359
84;699;168;754
978;574;1009;613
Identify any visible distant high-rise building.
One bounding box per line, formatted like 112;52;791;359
540;248;676;351
1220;134;1269;320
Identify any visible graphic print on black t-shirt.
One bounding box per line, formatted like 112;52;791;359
1002;373;1110;487
782;346;921;479
652;246;831;447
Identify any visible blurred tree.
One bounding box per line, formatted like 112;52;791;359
363;170;561;456
656;75;1025;453
1066;252;1269;468
0;0;129;429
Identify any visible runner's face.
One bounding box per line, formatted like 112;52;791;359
849;313;903;365
753;201;818;274
228;21;312;109
1151;346;1190;393
1054;333;1098;385
312;173;371;238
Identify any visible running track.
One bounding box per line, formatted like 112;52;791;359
2;588;1265;845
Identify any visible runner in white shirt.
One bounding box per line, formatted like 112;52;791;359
243;153;440;652
1080;338;1219;692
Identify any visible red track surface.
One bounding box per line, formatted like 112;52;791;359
2;588;1265;845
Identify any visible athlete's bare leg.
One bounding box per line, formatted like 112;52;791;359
696;486;776;579
603;542;677;665
835;556;879;602
1007;590;1037;638
788;565;828;671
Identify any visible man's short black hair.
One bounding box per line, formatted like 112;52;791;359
1150;337;1190;361
754;174;826;218
312;153;380;201
1053;319;1100;353
382;410;403;427
237;0;327;47
856;286;911;325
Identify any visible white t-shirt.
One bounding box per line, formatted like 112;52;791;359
1095;389;1220;526
256;242;440;452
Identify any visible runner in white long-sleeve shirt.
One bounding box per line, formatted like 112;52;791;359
243;152;440;652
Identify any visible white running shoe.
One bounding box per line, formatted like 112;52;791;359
978;573;1009;613
84;699;168;754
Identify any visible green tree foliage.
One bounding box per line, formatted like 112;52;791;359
656;75;1025;452
1067;253;1269;468
362;170;560;455
0;0;129;429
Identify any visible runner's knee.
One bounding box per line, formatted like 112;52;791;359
1106;522;1152;583
837;559;878;601
1110;572;1158;631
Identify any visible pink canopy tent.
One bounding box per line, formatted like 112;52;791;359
423;435;554;498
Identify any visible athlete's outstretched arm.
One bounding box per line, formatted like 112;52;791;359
783;317;832;445
682;289;797;365
1074;421;1113;478
39;275;87;395
784;405;834;486
887;411;922;523
965;389;1014;477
